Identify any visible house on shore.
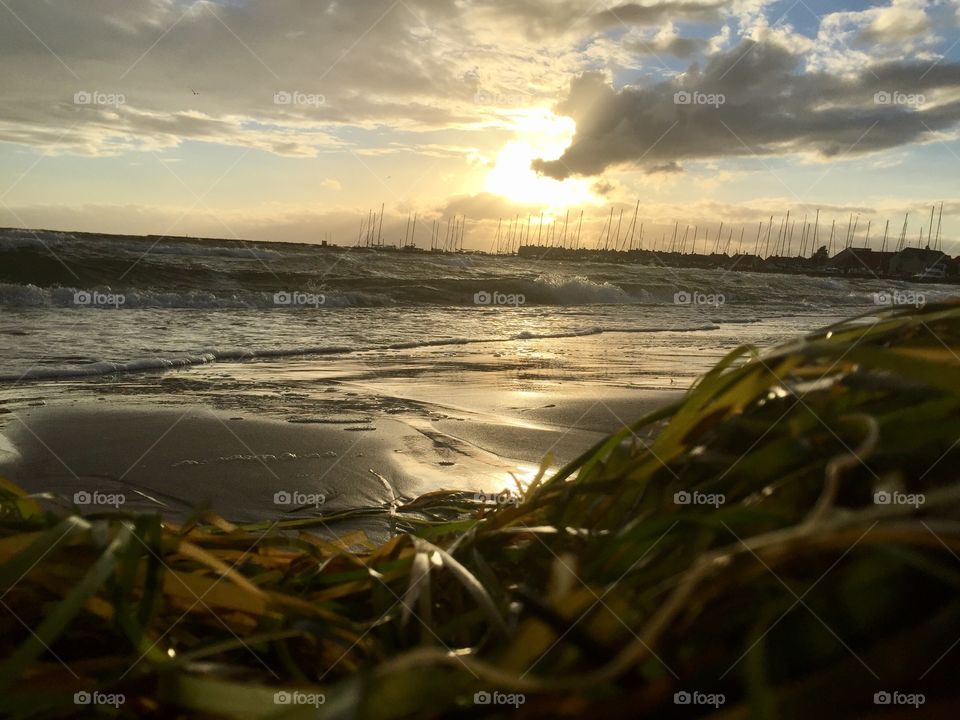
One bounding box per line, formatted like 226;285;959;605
762;255;809;271
949;256;960;277
888;247;949;278
826;248;894;276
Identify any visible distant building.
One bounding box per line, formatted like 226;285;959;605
762;256;808;271
949;256;960;277
888;247;949;278
826;248;894;276
727;254;763;270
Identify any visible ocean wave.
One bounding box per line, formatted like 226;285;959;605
0;283;395;309
0;324;719;383
5;228;947;312
0;278;640;309
527;275;636;304
0;278;894;311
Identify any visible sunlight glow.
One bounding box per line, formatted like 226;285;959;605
484;109;596;211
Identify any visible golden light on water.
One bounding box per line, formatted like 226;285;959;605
507;461;555;493
484;109;595;210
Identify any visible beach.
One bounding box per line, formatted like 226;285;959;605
4;229;958;537
0;327;694;539
0;388;674;531
0;310;813;538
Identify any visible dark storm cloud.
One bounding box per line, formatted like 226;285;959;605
533;40;960;179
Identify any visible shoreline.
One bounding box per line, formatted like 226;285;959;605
0;390;680;539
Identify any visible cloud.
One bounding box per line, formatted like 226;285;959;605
646;161;683;174
3;0;959;250
437;192;544;222
857;0;932;44
588;1;724;31
533;39;960;179
0;0;796;160
625;24;707;58
0;0;499;156
464;0;722;41
0;104;334;157
810;0;948;75
0;0;736;159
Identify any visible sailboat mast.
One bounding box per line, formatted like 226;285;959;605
377;203;385;246
935;201;944;250
812;209;820;257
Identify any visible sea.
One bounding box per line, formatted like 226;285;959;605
2;227;957;525
1;227;954;397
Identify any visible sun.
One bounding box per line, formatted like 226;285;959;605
484;109;595;210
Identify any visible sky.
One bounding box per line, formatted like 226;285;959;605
1;0;960;254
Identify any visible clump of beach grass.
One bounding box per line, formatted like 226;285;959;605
2;302;960;718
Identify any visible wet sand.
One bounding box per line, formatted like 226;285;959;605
0;387;679;537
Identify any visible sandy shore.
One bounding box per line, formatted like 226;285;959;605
0;388;678;537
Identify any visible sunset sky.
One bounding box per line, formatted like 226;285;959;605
2;0;960;252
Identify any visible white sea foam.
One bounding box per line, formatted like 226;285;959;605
0;325;719;382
